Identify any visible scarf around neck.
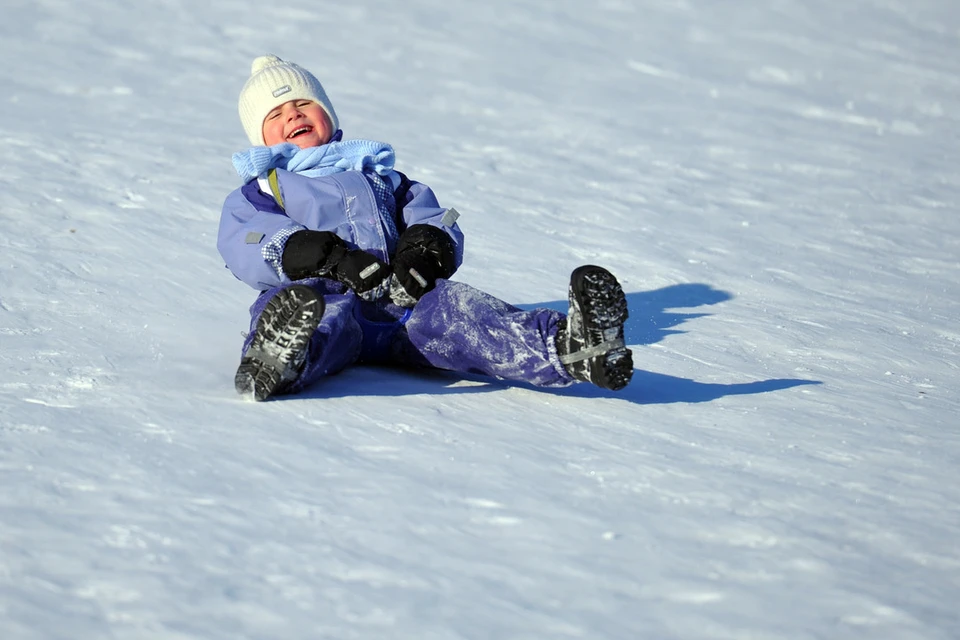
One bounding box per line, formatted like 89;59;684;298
232;138;396;183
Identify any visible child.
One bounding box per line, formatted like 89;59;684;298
218;55;633;401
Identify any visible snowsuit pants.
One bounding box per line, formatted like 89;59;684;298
242;278;574;395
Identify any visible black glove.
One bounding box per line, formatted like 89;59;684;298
389;225;457;307
282;230;348;280
332;249;390;301
281;230;389;301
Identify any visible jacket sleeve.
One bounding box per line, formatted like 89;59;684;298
216;185;305;291
396;178;465;271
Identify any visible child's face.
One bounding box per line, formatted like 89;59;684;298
262;99;333;148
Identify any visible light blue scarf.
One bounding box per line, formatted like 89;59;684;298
232;139;396;182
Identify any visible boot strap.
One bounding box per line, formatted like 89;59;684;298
558;338;626;365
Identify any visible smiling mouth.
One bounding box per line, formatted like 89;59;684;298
288;126;313;140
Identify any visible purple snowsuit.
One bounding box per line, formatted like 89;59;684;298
217;165;573;393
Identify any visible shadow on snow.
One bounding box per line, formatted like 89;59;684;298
293;283;821;405
532;282;820;403
518;282;736;348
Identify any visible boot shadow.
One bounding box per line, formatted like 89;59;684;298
539;370;821;404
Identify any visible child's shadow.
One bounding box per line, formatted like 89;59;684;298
516;283;821;405
298;283;819;405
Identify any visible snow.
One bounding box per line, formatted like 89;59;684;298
2;0;959;637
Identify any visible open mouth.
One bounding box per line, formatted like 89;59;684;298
287;126;313;140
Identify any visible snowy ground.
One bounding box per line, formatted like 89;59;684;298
2;0;959;638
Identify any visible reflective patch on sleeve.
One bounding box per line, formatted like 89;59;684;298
440;207;460;227
359;262;381;279
408;267;428;288
245;232;265;245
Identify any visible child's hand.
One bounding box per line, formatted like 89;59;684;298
281;230;349;280
388;225;457;308
333;250;391;302
281;230;389;300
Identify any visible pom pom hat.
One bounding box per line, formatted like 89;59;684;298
238;54;339;146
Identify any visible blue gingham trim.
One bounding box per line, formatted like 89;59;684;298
367;172;399;247
262;226;306;280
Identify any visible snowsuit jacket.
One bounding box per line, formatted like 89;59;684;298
216;162;572;391
217;167;464;291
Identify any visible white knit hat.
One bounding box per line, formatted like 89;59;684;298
238;54;339;146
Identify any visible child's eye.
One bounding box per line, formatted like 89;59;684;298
296;100;311;107
267;111;280;120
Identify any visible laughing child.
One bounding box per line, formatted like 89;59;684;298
217;55;633;401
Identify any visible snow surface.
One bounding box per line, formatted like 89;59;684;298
2;0;959;638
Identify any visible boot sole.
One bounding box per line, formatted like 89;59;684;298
235;285;324;401
570;265;633;391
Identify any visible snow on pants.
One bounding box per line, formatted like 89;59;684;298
242;277;574;395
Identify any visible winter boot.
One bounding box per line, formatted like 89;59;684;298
235;285;324;401
555;265;633;391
